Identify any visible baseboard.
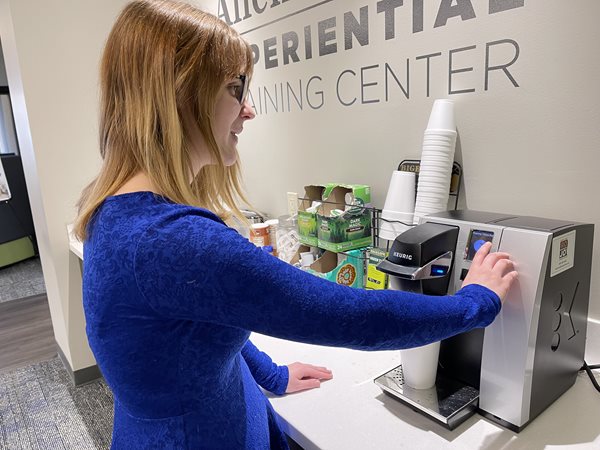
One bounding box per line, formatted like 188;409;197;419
56;343;102;386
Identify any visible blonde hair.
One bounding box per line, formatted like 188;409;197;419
74;0;253;240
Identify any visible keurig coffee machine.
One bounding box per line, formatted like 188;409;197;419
374;210;594;431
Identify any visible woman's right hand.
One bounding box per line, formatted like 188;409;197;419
461;241;518;302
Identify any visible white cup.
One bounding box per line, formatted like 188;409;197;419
423;133;457;144
426;100;456;132
418;177;451;189
418;168;452;178
423;136;456;145
420;161;453;172
421;148;453;157
417;188;450;200
400;341;441;389
382;171;416;213
379;210;414;241
424;128;456;135
415;198;447;210
420;186;448;196
414;203;446;213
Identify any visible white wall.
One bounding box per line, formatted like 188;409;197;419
1;0;598;375
211;0;600;321
0;0;127;371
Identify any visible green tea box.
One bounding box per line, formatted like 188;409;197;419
297;184;329;246
317;184;372;252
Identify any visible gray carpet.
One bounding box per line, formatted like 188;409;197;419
0;357;113;449
0;257;46;304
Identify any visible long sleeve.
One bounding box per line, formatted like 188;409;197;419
83;195;503;449
134;211;501;351
241;340;289;395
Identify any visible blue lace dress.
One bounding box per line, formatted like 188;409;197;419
83;192;500;449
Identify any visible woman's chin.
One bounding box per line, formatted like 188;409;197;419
222;148;238;166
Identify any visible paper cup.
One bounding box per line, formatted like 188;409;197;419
423;136;456;145
417;189;450;200
420;161;453;170
418;175;451;186
379;210;414;241
426;99;456;132
400;342;441;389
414;203;445;214
417;187;449;197
424;129;457;137
416;201;446;208
383;171;416;213
422;148;453;156
415;202;446;212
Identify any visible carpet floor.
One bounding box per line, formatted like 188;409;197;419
0;258;46;304
0;357;113;450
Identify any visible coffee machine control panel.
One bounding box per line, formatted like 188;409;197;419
464;229;495;261
423;221;505;294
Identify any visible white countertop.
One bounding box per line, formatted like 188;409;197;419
67;224;83;260
67;231;600;448
251;324;600;450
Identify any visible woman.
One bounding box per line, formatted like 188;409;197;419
74;1;517;449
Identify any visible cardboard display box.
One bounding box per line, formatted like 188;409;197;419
298;184;330;247
365;247;388;290
317;184;372;252
307;248;366;289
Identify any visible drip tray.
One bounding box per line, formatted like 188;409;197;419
374;364;479;430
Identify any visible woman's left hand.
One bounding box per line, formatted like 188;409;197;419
285;362;333;393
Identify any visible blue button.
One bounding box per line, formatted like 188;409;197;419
473;239;487;252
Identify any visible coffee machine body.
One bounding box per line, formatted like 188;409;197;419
375;210;594;431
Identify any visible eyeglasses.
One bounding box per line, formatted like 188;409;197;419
235;75;249;104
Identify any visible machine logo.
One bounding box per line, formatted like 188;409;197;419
559;239;568;259
393;252;413;261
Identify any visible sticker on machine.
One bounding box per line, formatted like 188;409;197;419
550;230;576;277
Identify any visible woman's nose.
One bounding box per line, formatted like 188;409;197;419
240;100;256;120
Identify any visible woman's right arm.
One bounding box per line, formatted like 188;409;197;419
134;214;511;351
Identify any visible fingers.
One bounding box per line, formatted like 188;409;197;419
298;366;333;380
286;362;334;393
285;378;321;394
298;378;321;390
471;241;492;266
505;270;519;285
482;251;512;269
492;257;516;276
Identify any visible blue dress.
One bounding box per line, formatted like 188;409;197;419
83;192;500;449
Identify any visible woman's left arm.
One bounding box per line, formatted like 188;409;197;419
241;340;288;395
242;340;333;394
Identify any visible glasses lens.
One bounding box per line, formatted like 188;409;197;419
239;75;248;104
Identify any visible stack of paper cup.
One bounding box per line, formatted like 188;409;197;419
413;99;457;224
380;171;416;241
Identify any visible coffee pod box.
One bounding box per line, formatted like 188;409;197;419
307;249;365;289
297;184;331;246
317;184;372;252
365;247;388;290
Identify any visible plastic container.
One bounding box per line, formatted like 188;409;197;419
264;219;279;257
249;223;269;247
